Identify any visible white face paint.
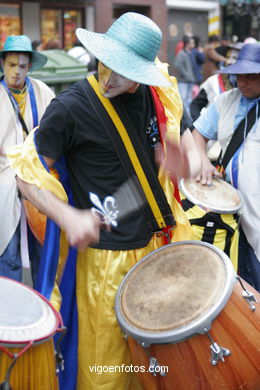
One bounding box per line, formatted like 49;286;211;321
98;62;139;98
2;52;31;90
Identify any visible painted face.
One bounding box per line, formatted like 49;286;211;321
2;52;31;90
236;74;260;99
226;48;239;65
98;62;139;98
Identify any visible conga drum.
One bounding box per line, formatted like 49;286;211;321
115;241;260;390
179;177;243;269
0;277;65;390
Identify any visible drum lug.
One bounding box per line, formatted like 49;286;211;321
148;357;167;377
55;326;67;374
204;328;231;366
237;277;257;312
0;353;18;390
142;345;167;377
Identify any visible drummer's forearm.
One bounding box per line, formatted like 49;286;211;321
192;129;210;162
17;177;73;229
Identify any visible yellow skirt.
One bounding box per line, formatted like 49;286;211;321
76;234;178;390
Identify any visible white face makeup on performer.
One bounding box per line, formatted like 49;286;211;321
2;52;31;90
98;62;139;98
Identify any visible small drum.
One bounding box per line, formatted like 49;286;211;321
179;177;243;269
0;277;65;390
116;241;260;390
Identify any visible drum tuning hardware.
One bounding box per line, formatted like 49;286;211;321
204;328;231;366
55;326;67;374
148;357;167;377
237;277;257;312
0;353;17;390
142;347;167;377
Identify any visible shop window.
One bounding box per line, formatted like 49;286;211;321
64;10;81;50
0;3;21;49
41;8;83;50
41;9;62;49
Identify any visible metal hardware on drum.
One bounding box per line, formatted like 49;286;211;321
204;328;231;366
236;277;257;311
141;344;167;377
55;326;67;374
0;353;17;390
155;225;176;244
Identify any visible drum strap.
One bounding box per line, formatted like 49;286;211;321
216;101;260;174
182;197;240;256
82;75;176;233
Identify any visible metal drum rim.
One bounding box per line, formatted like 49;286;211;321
0;276;60;346
179;178;243;214
115;241;236;347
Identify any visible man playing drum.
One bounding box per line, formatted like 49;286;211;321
7;13;201;390
193;43;260;292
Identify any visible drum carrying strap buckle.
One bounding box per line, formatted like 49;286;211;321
204;328;231;366
237;276;257;312
155;225;176;244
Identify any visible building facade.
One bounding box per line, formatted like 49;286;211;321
0;1;258;61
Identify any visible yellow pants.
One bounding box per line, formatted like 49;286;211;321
76;234;168;390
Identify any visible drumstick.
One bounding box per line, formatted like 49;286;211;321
91;176;147;227
113;176;146;222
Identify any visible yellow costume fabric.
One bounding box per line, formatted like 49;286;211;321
8;67;192;389
181;193;239;270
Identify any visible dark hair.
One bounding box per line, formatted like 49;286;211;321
183;35;191;45
2;51;32;62
208;34;220;43
193;35;201;48
32;39;42;50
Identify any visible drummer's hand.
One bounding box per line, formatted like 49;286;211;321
155;141;190;179
61;208;103;251
196;157;222;186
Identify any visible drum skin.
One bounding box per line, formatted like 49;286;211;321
0;339;58;390
23;199;46;245
128;281;260;390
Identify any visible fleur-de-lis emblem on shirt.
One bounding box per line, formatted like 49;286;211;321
89;192;119;227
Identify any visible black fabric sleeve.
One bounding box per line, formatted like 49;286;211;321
190;88;209;123
35;99;76;160
180;106;193;134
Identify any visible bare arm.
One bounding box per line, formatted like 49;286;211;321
156;129;202;179
179;129;202;178
192;129;222;185
17;156;101;250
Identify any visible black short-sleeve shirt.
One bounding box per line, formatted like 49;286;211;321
36;78;187;250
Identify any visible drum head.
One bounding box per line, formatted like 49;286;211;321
116;242;236;346
179;177;242;214
0;277;59;345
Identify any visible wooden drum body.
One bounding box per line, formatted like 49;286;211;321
0;277;64;390
115;242;260;390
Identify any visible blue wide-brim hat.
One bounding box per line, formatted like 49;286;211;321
220;43;260;74
76;12;171;87
0;35;47;71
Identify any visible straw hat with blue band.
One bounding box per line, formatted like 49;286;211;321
0;35;47;71
76;12;172;87
219;43;260;75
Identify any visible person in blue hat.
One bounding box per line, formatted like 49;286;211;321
0;35;54;283
7;13;201;390
192;43;260;292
